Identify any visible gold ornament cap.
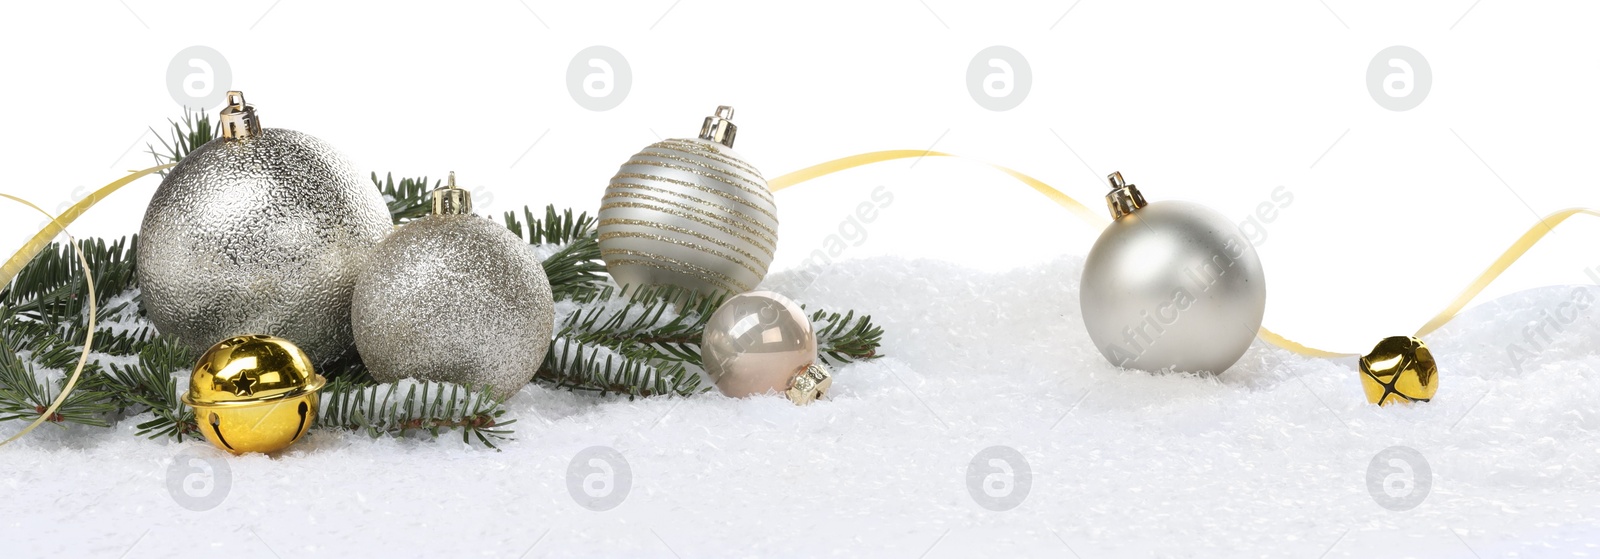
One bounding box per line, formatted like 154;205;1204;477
699;105;738;148
1104;171;1147;219
218;91;262;140
1359;336;1438;406
182;335;326;454
786;362;832;405
431;172;473;216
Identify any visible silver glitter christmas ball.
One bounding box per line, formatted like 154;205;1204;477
598;106;778;295
137;92;391;365
1080;173;1267;375
351;175;554;400
701;291;832;405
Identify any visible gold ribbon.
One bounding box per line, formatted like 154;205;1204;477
770;151;1599;358
0;164;169;447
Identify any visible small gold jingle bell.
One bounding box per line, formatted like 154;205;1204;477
182;335;327;454
1359;336;1438;406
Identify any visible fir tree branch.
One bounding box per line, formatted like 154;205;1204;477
533;284;885;396
94;336;198;439
0;335;115;427
535;336;703;398
553;284;885;369
504;205;597;246
504;205;607;299
558;285;724;367
371;172;439;225
318;378;512;448
146;110;214;174
811;308;884;364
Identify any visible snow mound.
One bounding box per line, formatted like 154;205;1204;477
2;255;1596;558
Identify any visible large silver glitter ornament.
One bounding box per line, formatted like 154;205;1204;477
351;173;554;400
137;91;392;365
701;291;832;405
1080;172;1267;374
598;106;778;295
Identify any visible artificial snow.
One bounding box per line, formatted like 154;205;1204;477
2;255;1597;558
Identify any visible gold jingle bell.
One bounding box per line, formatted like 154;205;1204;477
182;335;327;454
1359;336;1438;406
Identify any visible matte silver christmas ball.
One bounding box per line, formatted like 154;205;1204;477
598;106;778;296
351;174;554;400
137;92;391;365
701;291;832;405
1080;172;1267;374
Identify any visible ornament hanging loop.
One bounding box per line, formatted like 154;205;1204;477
431;171;473;216
218;91;261;140
1104;171;1147;219
699;105;738;147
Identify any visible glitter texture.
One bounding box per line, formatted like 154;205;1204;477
350;214;554;400
136;128;392;365
598;137;777;295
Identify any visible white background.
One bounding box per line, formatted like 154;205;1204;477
3;4;1600;557
1;2;1599;557
2;1;1597;354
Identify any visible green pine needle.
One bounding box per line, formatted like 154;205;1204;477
146;109;214;174
319;378;512;448
372;172;440;225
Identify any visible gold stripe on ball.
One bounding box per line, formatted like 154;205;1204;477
597;202;776;255
600;250;747;292
602;189;779;242
624;158;772;202
633;146;767;189
612;172;780;223
652;139;764;178
598;231;766;278
595;208;773;263
598;212;775;258
625;156;772;201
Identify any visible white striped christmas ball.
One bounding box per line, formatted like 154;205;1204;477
598;110;777;295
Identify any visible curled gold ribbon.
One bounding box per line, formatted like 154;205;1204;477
0;164;169;447
0;194;96;447
770;151;1599;358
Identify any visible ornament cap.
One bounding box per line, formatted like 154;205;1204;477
785;362;832;405
431;171;473;216
699;105;738;148
218;91;262;140
1104;171;1147;219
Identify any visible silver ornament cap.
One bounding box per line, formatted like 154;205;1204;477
701;291;830;405
351;173;555;400
598;106;778;296
1079;172;1267;375
137;91;393;365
